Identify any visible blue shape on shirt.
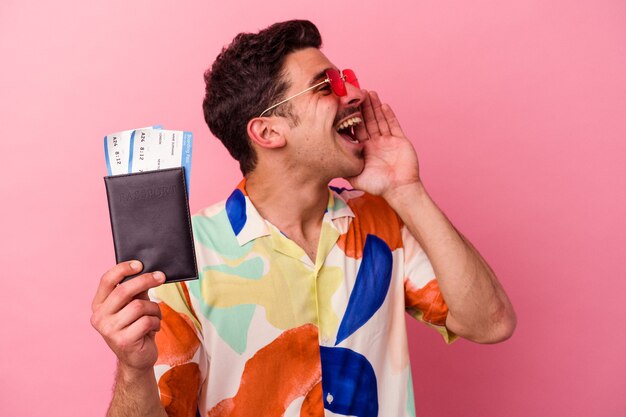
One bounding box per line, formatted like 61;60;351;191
335;234;392;345
226;188;247;235
329;185;352;194
320;346;378;417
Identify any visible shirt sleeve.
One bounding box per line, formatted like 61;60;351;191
401;225;458;344
149;281;208;416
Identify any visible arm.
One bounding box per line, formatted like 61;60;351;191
387;182;516;343
350;91;516;343
90;261;169;416
108;363;167;417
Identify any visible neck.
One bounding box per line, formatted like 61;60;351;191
245;166;330;239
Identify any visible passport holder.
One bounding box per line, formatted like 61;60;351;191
104;167;197;283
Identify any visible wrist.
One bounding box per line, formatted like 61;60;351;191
382;180;428;209
116;361;156;385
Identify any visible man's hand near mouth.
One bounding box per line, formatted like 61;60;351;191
347;90;421;198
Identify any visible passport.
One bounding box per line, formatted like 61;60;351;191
104;167;197;283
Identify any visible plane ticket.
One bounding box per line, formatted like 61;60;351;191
104;125;161;176
128;128;193;189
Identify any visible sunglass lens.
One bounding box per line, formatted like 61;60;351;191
326;68;347;96
343;69;360;88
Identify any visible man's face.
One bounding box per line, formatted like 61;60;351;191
279;48;366;181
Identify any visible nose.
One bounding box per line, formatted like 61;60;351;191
340;81;364;109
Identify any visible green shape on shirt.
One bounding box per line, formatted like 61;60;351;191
407;372;417;417
331;194;347;211
188;278;255;354
192;212;254;259
206;304;256;354
203;258;264;280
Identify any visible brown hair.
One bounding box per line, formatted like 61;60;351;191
202;20;322;175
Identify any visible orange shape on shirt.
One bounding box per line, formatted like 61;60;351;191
155;302;200;366
208;324;322;417
337;193;403;259
158;362;201;417
300;381;324;417
404;278;449;326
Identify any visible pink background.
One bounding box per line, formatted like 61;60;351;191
1;0;624;416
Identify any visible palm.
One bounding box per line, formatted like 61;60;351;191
347;91;420;197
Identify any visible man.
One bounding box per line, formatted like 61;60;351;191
91;20;516;417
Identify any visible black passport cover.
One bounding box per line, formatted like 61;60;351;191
104;167;197;283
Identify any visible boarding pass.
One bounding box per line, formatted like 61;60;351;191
104;125;193;190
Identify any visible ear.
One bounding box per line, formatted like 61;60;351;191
247;117;288;149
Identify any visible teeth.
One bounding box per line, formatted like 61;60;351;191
336;116;362;131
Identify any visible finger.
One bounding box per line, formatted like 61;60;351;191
381;103;406;138
354;119;369;142
92;261;143;311
135;289;150;301
370;91;390;136
360;89;379;137
101;271;166;316
118;315;162;348
115;299;162;331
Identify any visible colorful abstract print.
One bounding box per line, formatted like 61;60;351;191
150;181;455;417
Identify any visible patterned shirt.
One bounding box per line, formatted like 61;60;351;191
150;180;456;417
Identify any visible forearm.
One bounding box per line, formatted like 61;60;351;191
385;181;516;343
108;363;168;417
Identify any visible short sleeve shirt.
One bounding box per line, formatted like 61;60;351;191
150;181;456;417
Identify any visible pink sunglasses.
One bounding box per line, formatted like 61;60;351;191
259;68;359;117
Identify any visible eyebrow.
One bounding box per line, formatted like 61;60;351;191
308;68;331;87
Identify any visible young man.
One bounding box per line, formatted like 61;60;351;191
91;20;516;417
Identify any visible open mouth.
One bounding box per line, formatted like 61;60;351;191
335;116;363;144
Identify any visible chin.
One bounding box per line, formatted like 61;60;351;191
339;159;365;179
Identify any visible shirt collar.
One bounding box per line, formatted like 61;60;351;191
225;180;355;247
